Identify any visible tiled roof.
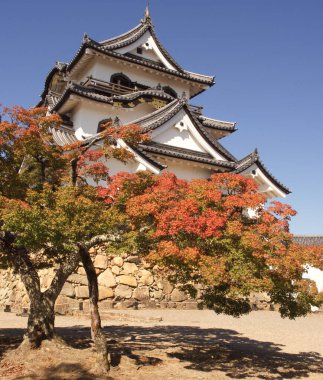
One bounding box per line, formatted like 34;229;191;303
112;89;175;102
49;125;78;146
131;99;185;131
235;149;291;194
127;99;237;162
190;112;237;162
198;115;237;132
67;38;214;86
293;236;323;246
49;125;165;171
37;62;67;107
137;142;236;169
100;18;183;72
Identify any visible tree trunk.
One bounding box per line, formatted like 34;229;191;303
1;232;80;348
79;245;110;372
27;293;55;348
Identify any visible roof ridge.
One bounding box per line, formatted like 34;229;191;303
139;143;236;169
100;22;145;45
234;149;291;194
199;115;236;126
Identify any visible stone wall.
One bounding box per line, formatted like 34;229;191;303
0;245;276;314
0;246;202;314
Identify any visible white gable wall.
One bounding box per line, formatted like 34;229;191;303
152;109;226;160
241;163;287;198
115;31;177;71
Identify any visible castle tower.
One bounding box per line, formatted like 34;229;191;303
38;8;289;198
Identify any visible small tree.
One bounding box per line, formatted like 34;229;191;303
0;106;148;370
102;171;323;318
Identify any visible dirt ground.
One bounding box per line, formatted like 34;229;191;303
0;309;322;379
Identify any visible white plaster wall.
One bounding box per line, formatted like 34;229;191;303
164;161;211;181
152;110;225;160
155;126;204;152
86;157;142;189
77;57;189;98
116;31;177;71
242;164;286;199
71;100;155;135
303;266;323;292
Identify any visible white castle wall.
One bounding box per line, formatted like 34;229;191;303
76;57;190;98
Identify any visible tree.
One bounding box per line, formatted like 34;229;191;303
0;105;147;371
102;171;323;318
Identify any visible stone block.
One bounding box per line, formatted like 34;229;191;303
41;274;54;289
111;265;120;275
171;288;187;302
67;274;88;286
89;247;97;255
125;255;140;264
22;294;30;305
122;299;138;309
118;275;137;287
153;290;163;300
159;280;174;294
60;282;75;297
77;267;86;275
115;284;133;299
98;269;116;288
112;256;123;267
98;286;114;300
139;273;154;286
94;255;108;269
133;287;150;301
75;286;89;299
122;262;138;274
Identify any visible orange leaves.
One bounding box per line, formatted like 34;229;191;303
154;199;199;237
268;201;297;219
194;209;226;238
210;172;259;194
149;241;200;264
104;123;150;145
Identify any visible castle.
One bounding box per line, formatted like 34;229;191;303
1;7;322;313
37;6;289;199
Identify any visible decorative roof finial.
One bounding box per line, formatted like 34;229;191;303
144;1;151;22
83;33;90;43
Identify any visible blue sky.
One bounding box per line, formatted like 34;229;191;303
0;0;322;234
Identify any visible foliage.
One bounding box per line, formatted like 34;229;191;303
103;171;323;318
0;106;147;267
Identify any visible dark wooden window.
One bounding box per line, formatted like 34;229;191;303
163;86;177;98
110;73;132;88
97;118;112;133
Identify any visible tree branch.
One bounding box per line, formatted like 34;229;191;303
1;232;41;297
44;249;80;300
83;234;122;249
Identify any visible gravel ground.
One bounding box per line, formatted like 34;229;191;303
0;310;322;379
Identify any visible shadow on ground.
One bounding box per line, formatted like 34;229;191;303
1;324;322;379
13;363;113;380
